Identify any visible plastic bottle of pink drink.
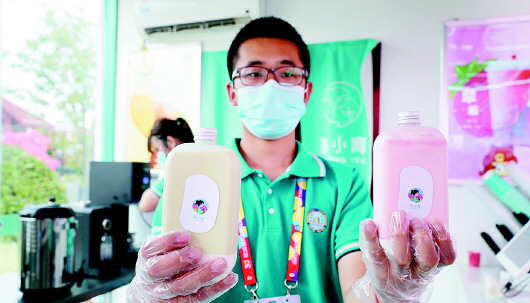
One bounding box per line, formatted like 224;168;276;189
373;111;448;250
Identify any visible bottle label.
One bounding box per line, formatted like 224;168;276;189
398;166;433;219
180;174;220;233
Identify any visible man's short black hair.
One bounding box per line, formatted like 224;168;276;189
227;16;310;78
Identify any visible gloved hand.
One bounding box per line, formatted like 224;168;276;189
353;211;456;303
126;230;238;303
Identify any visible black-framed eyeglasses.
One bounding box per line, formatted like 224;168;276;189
231;66;308;86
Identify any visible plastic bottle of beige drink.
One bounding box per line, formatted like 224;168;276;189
161;128;241;283
373;111;448;251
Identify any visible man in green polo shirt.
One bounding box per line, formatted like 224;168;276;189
127;17;456;303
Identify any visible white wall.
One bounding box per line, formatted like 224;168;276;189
117;0;530;268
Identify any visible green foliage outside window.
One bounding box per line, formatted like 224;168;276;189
1;144;66;215
5;7;97;190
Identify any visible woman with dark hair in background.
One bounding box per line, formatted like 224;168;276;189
138;117;194;212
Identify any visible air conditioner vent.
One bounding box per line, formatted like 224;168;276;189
134;0;264;39
144;18;239;35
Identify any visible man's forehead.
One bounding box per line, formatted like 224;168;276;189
241;59;298;67
235;37;303;67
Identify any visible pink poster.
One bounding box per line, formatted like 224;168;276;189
445;16;530;182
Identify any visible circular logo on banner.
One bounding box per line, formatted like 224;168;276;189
322;81;363;128
306;209;328;233
408;188;424;203
192;199;209;214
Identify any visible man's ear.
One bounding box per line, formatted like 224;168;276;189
226;82;238;106
304;82;313;105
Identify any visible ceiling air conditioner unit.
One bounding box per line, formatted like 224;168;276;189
134;0;264;39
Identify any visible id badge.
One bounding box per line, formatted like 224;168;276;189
243;294;301;303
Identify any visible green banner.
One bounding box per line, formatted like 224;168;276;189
202;40;379;185
303;39;379;184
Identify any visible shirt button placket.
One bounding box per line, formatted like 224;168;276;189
267;188;273;215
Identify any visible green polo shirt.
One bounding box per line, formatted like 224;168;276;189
150;177;165;197
151;139;372;302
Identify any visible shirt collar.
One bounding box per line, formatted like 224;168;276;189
229;139;326;179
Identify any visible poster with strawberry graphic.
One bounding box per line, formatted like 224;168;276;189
445;16;530;181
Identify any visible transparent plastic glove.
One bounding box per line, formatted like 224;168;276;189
353;211;456;303
126;230;238;303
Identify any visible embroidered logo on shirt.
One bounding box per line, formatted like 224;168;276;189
306;208;327;233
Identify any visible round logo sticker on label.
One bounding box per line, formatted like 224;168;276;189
398;166;433;219
408;188;424;203
180;174;220;233
306;209;328;233
193;199;209;214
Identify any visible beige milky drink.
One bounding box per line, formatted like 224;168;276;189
161;128;241;280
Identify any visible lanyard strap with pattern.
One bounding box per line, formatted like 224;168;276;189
238;177;308;299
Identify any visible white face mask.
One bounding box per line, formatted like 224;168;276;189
236;80;307;140
156;150;166;166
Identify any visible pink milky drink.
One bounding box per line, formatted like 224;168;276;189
373;111;448;249
485;60;530;132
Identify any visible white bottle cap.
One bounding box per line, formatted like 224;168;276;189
195;128;218;143
398;111;420;126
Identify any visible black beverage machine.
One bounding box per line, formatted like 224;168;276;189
71;161;150;278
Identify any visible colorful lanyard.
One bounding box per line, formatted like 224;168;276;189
238;177;308;299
